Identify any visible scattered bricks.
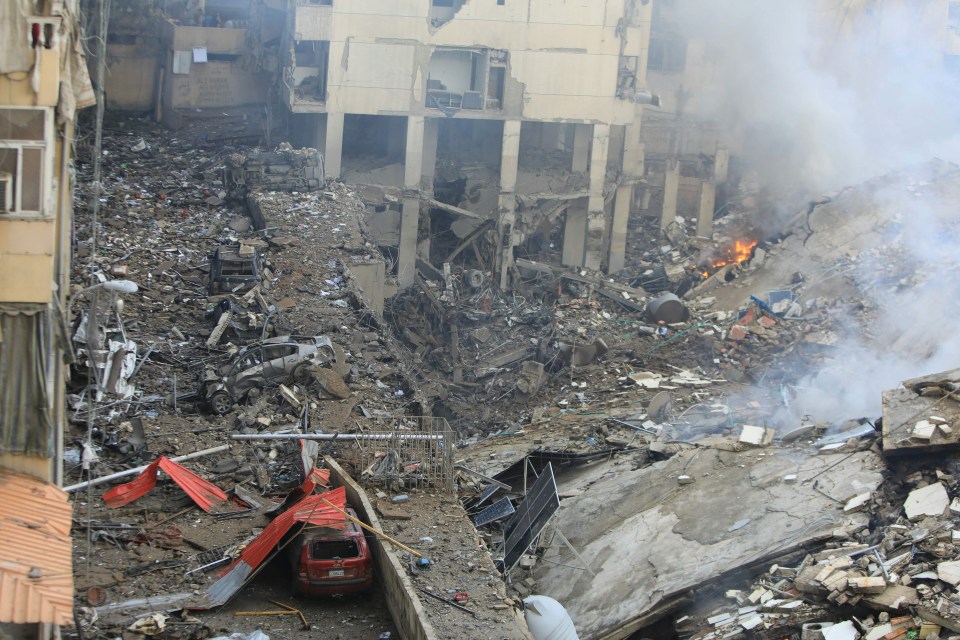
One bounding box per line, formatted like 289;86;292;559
815;566;837;584
738;308;757;325
747;588;767;603
822;570;849;592
796;565;830;595
757;315;777;328
850;576;888;594
729;325;748;341
828;556;854;570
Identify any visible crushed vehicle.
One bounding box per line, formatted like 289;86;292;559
203;335;335;414
209;245;262;295
290;506;374;596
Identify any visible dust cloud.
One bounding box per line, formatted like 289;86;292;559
668;1;960;426
675;0;960;197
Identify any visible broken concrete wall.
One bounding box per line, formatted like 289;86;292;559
291;0;648;123
160;20;269;122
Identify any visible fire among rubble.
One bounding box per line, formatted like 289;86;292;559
702;239;758;277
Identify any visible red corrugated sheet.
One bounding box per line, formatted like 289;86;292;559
236;486;346;569
0;470;73;625
103;456;228;512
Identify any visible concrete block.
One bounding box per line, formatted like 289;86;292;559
739;425;774;447
938;560;960;586
844;492;872;513
849;576;887;593
815;566;837;583
913;420;936;440
821;620;858;640
865;623;893;640
904;482;949;520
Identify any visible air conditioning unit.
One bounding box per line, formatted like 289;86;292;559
0;173;11;213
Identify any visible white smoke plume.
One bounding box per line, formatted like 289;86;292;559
663;1;960;425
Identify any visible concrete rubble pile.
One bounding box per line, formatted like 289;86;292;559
68;115;532;640
68;110;960;640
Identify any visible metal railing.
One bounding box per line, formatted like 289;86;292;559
347;416;454;491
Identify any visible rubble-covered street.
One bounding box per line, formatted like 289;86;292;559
65;107;960;640
8;2;960;640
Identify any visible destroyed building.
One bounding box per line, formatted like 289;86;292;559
8;1;960;640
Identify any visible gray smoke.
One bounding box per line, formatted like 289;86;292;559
665;1;960;426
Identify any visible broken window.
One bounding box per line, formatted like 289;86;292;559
0;306;53;457
431;0;466;27
0;108;49;216
312;539;360;559
428;48;507;112
293;40;329;102
648;33;687;73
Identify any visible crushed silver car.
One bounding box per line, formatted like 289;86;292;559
203;335;335;414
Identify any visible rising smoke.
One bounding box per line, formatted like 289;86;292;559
667;1;960;426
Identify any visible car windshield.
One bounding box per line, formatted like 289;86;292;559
312;539;359;559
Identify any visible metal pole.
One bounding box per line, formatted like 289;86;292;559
230;433;445;441
64;444;229;492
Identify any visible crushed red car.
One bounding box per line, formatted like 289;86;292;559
290;507;374;595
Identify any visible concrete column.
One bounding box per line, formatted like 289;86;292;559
324;112;344;180
422;118;440;192
572;123;591;172
607;183;632;274
714;144;730;183
697;181;716;239
404;115;425;190
497;120;522;288
398;197;419;288
500;120;521;192
562;202;587;267
584;124;610;271
660;159;680;231
621;116;645;179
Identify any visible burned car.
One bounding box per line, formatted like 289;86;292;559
290;507;374;596
209;245;261;295
203;335;335;414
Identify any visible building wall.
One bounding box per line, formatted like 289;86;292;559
291;0;650;124
160;20;270;118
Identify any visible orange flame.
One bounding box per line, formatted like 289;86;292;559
700;240;758;279
710;239;758;270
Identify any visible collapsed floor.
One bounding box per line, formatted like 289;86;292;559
68;113;960;640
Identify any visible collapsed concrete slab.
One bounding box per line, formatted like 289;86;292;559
533;446;882;639
882;368;960;457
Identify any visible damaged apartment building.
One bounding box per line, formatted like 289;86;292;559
0;0;94;638
104;0;656;288
272;0;656;288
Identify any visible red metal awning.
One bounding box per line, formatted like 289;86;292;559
0;469;73;625
102;456;228;512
